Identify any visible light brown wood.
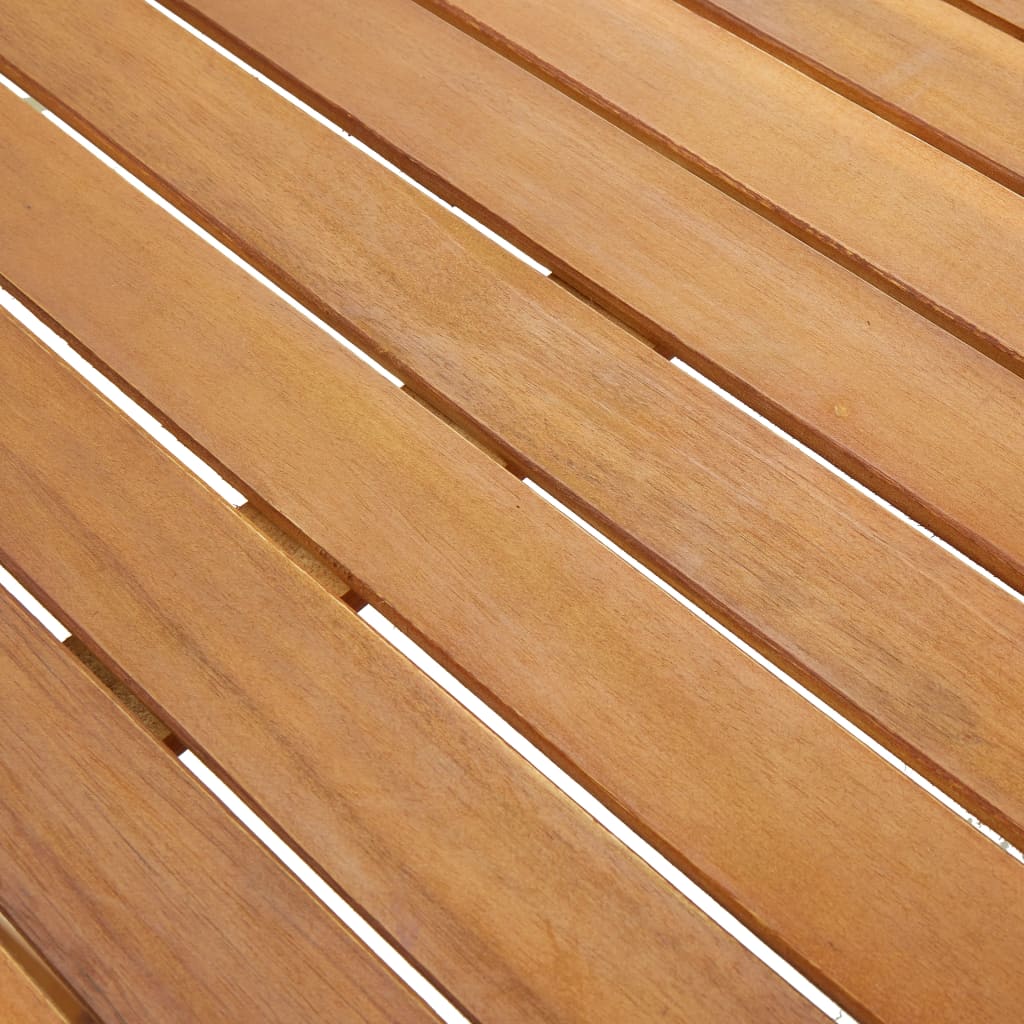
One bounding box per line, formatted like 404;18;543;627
2;81;1024;1024
4;5;1024;873
0;913;96;1024
663;0;1024;194
0;942;69;1024
409;0;1024;375
238;502;351;601
943;0;1024;40
63;634;181;750
0;315;820;1024
166;0;1024;600
0;586;436;1024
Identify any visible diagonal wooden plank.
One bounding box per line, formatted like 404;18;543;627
0;313;823;1024
0;591;436;1024
157;0;1024;629
3;3;1024;873
0;914;95;1024
664;0;1024;195
2;84;1024;1024
943;0;1024;40
0;943;69;1024
408;0;1024;376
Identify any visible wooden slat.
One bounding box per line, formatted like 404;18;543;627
2;82;1024;1024
4;2;1024;861
944;0;1024;41
154;0;1024;642
165;0;1024;602
0;590;434;1024
0;316;820;1024
0;944;68;1024
0;914;95;1024
666;0;1024;194
409;0;1024;375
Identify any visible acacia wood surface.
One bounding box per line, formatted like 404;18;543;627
410;0;1024;374
944;0;1024;40
163;0;1024;607
0;315;820;1024
0;914;96;1024
665;0;1024;194
3;10;1024;870
2;88;1024;1024
0;944;67;1024
0;584;435;1024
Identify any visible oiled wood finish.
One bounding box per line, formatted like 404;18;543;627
412;0;1024;374
0;914;95;1024
0;319;820;1024
3;93;1024;1024
168;0;1024;600
0;943;67;1024
0;588;435;1024
945;0;1024;40
4;9;1024;868
671;0;1024;194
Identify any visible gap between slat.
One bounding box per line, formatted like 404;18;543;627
86;8;1024;612
356;604;855;1021
940;0;1024;42
177;753;473;1024
661;0;1023;197
0;574;471;1024
0;551;846;1022
5;51;1024;1018
0;911;97;1023
1;77;1022;870
402;0;1021;381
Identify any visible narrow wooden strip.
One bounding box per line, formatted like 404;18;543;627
0;939;71;1024
237;502;351;602
408;0;1024;375
0;594;435;1023
159;0;1024;627
0;316;820;1023
3;1;1024;871
0;913;95;1024
0;914;97;1024
2;94;1024;1024
63;634;182;750
943;0;1024;41
664;0;1024;194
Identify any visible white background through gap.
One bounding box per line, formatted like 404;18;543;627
4;21;1023;1016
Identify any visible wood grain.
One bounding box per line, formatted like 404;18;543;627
0;943;67;1024
410;0;1024;375
0;913;95;1024
0;316;820;1023
4;7;1024;870
667;0;1024;194
3;93;1024;1024
0;590;435;1024
161;0;1024;620
943;0;1024;41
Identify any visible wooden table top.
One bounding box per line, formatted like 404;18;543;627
1;1;1022;1020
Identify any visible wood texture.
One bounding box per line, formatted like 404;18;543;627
4;5;1024;868
0;943;68;1024
167;0;1024;600
0;588;434;1024
0;913;95;1024
669;0;1024;194
160;0;1024;620
411;0;1024;375
943;0;1024;40
0;316;819;1024
3;88;1024;1024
